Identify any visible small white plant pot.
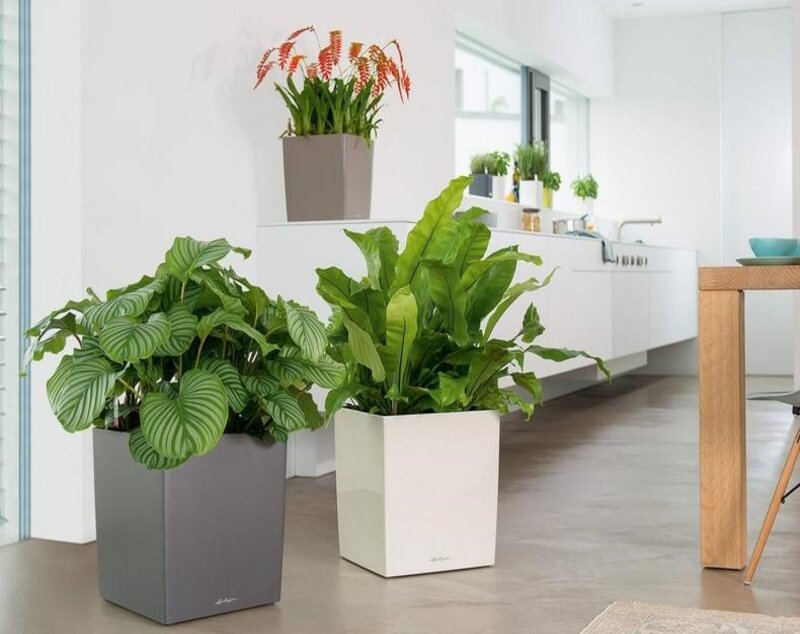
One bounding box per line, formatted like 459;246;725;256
491;175;506;201
334;408;500;577
578;197;595;215
519;179;543;207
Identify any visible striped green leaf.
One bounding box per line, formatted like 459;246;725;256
284;302;327;360
302;355;345;389
165;236;251;281
46;356;121;432
140;369;228;460
153;304;198;356
242;373;281;396
264;357;306;384
262;389;306;432
73;335;105;364
200;358;249;413
128;428;187;470
84;278;165;328
99;314;171;363
190;269;246;314
196;308;277;356
342;316;385;382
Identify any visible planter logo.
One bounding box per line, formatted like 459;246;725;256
429;556;451;563
215;597;239;606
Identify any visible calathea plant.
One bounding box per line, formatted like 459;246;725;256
23;237;342;469
317;176;610;418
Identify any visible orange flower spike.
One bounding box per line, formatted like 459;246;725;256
402;71;411;97
253;54;276;90
306;62;319;79
389;39;406;68
318;45;334;80
367;44;384;64
348;41;363;62
356;57;370;91
329;30;342;66
287;54;305;75
278;41;294;70
286;25;314;41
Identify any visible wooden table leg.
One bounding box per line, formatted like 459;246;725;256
699;289;746;569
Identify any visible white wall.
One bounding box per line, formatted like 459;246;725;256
591;14;723;265
593;10;793;376
458;0;615;97
32;0;456;542
30;0;95;543
721;9;792;376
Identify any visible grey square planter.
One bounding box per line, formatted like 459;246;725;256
93;429;287;625
282;133;373;221
469;173;492;197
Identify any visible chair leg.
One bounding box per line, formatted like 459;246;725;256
744;428;800;585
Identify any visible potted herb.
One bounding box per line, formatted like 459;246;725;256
317;177;609;577
468;153;492;197
468;151;509;200
254;26;410;222
542;171;561;209
488;151;511;200
516;142;548;207
572;174;598;214
23;237;341;624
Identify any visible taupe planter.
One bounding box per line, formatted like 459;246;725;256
93;429;287;625
282;134;373;221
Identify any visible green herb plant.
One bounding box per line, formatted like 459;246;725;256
487;151;511;177
316;176;610;419
543;171;561;192
470;151;511;177
571;174;599;200
470;153;491;175
23;237;342;469
515;142;548;181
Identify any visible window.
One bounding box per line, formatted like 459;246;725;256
548;82;590;212
0;0;30;546
454;38;522;176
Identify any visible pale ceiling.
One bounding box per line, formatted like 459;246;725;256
596;0;790;19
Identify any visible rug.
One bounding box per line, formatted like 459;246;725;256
580;601;800;633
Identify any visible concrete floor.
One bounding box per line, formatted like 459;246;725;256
2;376;800;634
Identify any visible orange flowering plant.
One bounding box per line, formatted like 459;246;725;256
254;26;411;140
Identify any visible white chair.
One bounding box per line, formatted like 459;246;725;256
743;389;800;585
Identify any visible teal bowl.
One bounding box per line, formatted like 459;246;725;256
749;238;799;257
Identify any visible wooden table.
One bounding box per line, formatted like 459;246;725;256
699;265;800;569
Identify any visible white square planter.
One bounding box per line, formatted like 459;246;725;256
334;408;500;577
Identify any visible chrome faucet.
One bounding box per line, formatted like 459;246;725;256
617;216;662;241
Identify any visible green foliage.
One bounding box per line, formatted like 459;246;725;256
469;153;490;175
571;174;599;200
317;176;610;419
516;142;548;181
543;171;561;191
276;75;383;141
470;151;511;177
25;236;337;469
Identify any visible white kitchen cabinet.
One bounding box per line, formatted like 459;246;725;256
650;249;698;349
612;269;651;357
